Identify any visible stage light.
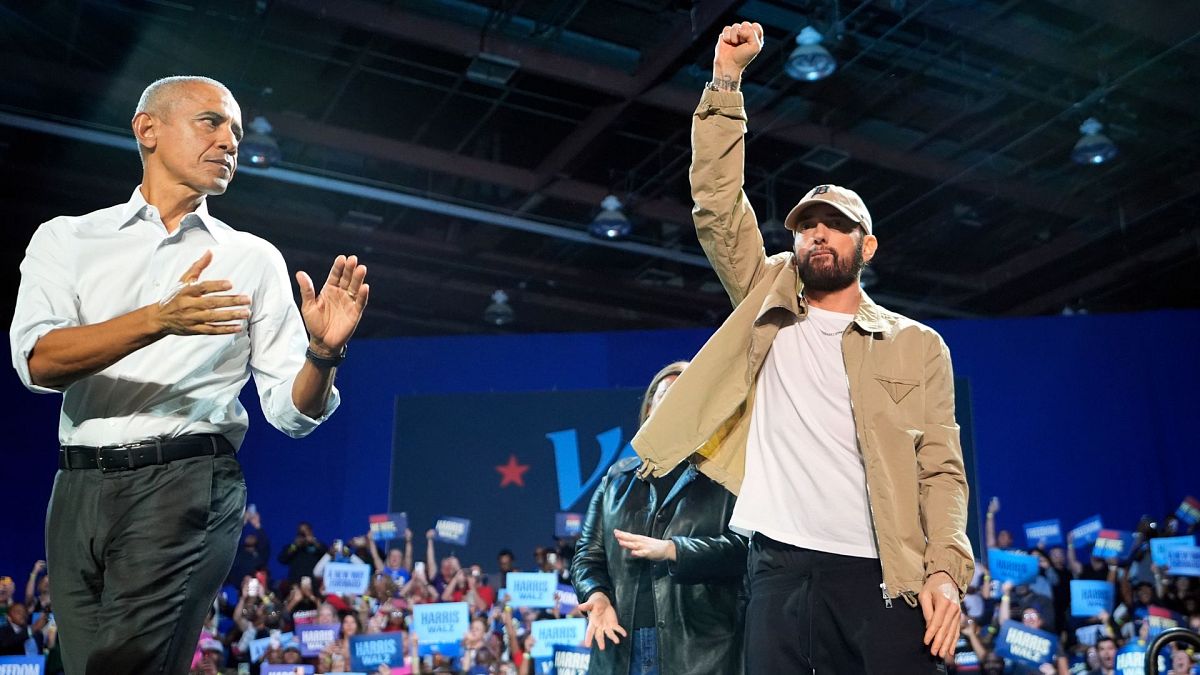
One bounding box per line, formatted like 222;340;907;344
588;195;632;240
483;290;515;326
1071;118;1118;165
785;27;837;82
241;116;281;167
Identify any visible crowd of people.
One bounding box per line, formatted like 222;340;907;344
3;497;1196;674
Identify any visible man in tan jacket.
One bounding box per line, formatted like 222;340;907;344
631;21;974;674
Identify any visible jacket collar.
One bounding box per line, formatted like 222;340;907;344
628;459;699;511
659;463;699;511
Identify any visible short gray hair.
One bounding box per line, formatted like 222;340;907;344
134;75;231;119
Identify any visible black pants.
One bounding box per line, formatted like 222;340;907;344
46;453;246;675
743;535;945;675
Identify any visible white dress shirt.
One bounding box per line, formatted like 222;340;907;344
10;188;339;449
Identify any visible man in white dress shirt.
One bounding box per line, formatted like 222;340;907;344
9;75;369;674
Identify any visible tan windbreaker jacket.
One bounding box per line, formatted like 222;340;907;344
632;89;975;603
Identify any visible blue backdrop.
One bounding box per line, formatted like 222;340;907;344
2;310;1197;581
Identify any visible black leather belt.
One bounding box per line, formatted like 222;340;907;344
59;434;236;472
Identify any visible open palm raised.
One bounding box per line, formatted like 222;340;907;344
296;254;369;353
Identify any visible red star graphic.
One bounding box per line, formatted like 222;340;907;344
495;454;530;488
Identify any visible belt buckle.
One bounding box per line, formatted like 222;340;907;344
97;444;138;473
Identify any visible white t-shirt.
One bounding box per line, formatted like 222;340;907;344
730;304;879;559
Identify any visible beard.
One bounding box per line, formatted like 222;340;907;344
797;236;866;292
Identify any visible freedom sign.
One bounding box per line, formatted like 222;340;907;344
1069;580;1114;617
413;601;470;647
349;633;405;671
1149;535;1195;566
323;562;372;596
262;667;315;675
994;620;1057;666
1069;515;1104;546
505;572;558;608
1024;519;1063;547
434;516;471;546
0;656;46;675
530;618;587;659
988;548;1039;585
369;512;408;541
296;623;341;658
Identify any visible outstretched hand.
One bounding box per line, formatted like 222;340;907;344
295;254;368;354
578;592;626;651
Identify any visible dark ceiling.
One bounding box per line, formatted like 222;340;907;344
2;0;1198;337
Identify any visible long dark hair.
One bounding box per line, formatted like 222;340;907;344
639;361;689;426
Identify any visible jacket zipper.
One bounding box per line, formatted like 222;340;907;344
841;324;892;609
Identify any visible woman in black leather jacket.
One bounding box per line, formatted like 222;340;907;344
572;361;747;675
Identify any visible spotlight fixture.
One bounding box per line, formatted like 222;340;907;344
588;195;632;240
1071;118;1118;165
241;116;281;167
483;290;515;326
785;26;837;82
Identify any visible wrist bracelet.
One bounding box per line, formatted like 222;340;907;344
306;344;347;368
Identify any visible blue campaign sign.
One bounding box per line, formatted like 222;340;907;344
1075;624;1105;647
988;548;1039;585
262;666;315;675
249;632;294;663
296;623;341;658
0;656;45;675
1024;519;1063;547
1146;606;1180;640
994;620;1057;666
551;645;591;675
1116;642;1150;675
1166;545;1200;577
555;512;583;538
1149;535;1196;566
1069;580;1114;617
349;633;405;671
1093;530;1135;561
1069;515;1104;546
434;516;471;546
369;512;408;541
530;618;587;660
418;640;463;658
1177;496;1200;526
505;572;559;608
413;601;470;646
323;562;372;596
556;584;579;615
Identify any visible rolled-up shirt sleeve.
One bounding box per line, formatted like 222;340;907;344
10;218;79;393
248;243;339;437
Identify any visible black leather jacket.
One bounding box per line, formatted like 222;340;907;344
572;457;747;674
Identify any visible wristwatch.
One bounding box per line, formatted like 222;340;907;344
305;344;347;368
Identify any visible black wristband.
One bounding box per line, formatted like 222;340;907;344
305;344;347;368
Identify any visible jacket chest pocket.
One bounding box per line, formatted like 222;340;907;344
873;374;920;405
